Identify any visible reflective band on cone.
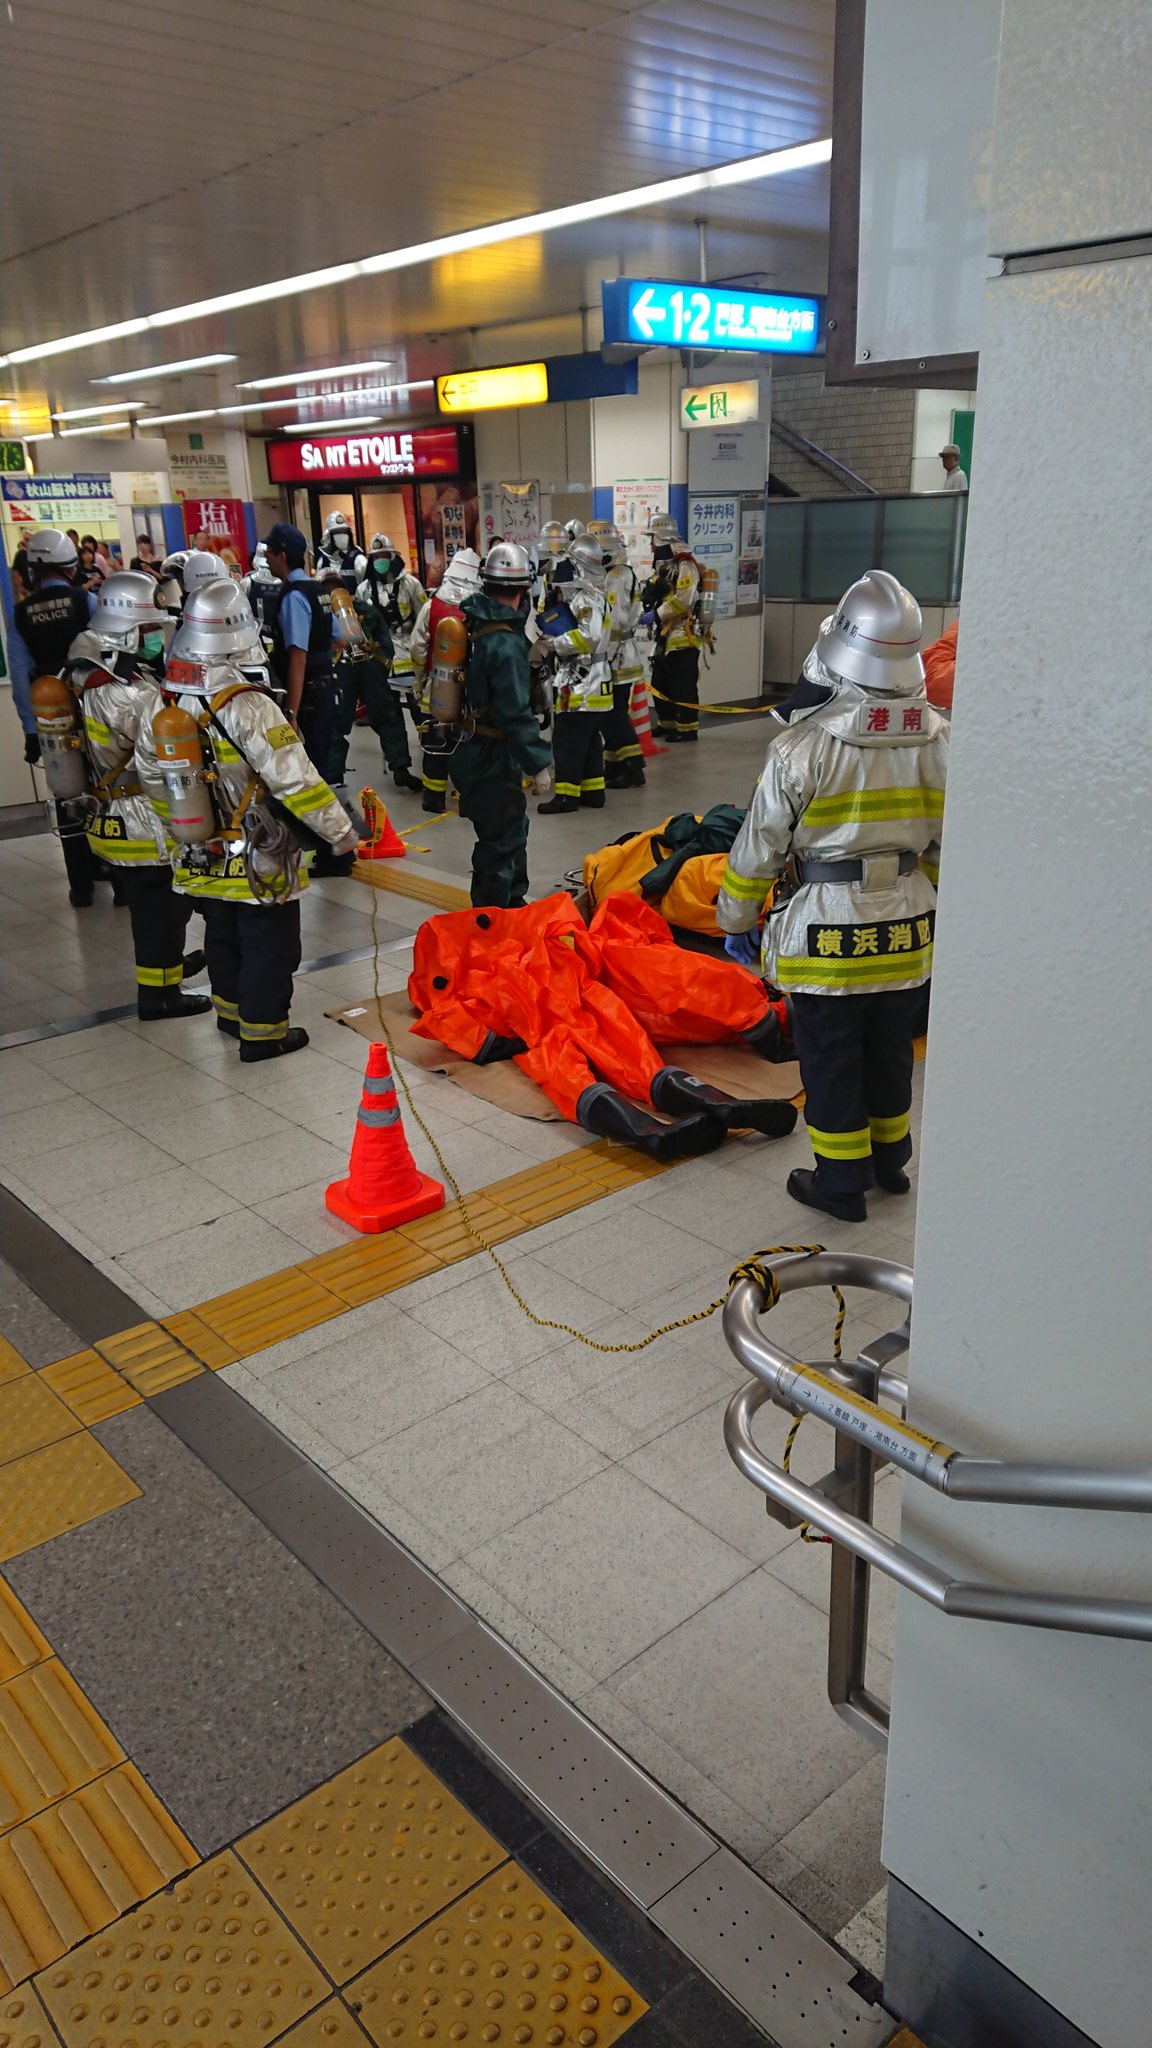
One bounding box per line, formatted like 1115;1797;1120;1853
628;678;667;758
325;1041;445;1233
357;785;407;859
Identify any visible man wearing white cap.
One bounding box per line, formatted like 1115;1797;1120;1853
939;442;969;492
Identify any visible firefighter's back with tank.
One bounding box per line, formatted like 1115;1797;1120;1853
39;571;213;1021
136;579;359;1060
717;569;948;1221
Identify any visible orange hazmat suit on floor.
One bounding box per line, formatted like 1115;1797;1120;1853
408;892;796;1159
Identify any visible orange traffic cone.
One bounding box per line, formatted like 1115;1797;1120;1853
357;786;407;859
325;1043;445;1233
629;678;667;759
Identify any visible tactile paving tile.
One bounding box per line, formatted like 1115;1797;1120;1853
237;1738;507;1985
0;1591;50;1689
0;1763;196;1994
482;1161;606;1230
575;1145;669;1188
161;1309;238;1372
0;1662;122;1834
0;1982;54;2048
36;1847;319;2041
301;1239;442;1310
346;1865;646;2047
0;1437;140;1566
397;1198;523;1264
193;1269;347;1357
283;2000;373;2046
352;861;471;912
0;1379;80;1471
0;1344;29;1392
94;1320;203;1397
38;1352;140;1429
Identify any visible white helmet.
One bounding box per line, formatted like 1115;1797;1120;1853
161;549;191;583
27;528;78;572
603;532;628;568
816;569;924;695
88;570;167;648
646;512;683;546
183;550;228;595
438;547;481;601
247;541;276;584
565;533;605;585
369;531;397;555
167;579;262;672
481;540;534;588
323;510;355;554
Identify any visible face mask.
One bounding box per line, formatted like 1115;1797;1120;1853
372;558;390;575
333;532;350;552
141;630;165;657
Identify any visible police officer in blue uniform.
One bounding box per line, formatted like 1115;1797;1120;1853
264;522;354;876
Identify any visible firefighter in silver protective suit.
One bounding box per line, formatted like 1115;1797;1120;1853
136;580;359;1061
717;570;948;1222
534;532;613;815
66;571;211;1020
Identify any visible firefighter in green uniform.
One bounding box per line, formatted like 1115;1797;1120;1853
452;542;553;909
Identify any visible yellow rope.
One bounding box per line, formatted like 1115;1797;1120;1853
365;887;846;1355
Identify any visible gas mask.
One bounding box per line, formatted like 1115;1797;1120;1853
652;544;673;563
332;531;351;554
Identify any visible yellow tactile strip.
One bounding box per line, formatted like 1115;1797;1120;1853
283;2001;373;2046
0;1343;29;1392
238;1738;507;1986
352;860;472;912
37;1352;139;1429
0;1662;122;1835
0;1379;80;1471
0;1438;141;1568
37;1848;325;2044
192;1268;347;1359
347;1865;646;2047
0;1593;49;1692
94;1321;202;1398
0;1763;196;1995
0;1982;55;2048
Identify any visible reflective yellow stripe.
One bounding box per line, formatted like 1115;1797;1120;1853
164;964;185;986
84;833;160;864
920;857;940;884
239;1018;287;1041
801;786;945;827
720;864;770;903
174;868;308;900
152;797;171;817
136;966;166;987
582;776;606;793
283;781;335;817
555;781;581;799
83;716;112;745
212;740;242;761
809;1124;872;1161
568;631;591;653
212;994;240;1019
775;944;933;988
422;776;448;793
869;1111;910;1144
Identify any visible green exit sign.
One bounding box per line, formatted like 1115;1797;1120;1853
679;380;760;430
0;441;26;472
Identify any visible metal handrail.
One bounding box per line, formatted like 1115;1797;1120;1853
769;418;880;495
721;1254;1152;1746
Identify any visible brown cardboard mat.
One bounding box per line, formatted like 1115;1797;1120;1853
327;990;803;1121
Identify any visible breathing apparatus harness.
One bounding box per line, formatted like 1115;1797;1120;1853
156;675;310;902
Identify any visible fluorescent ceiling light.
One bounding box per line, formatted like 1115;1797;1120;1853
57;420;134;436
284;414;382;433
52;401;144;420
92;353;237;385
0;140;832;372
136;386;433;428
237;360;397;390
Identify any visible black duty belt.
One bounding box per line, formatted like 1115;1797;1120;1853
468;722;506;742
795;849;920;883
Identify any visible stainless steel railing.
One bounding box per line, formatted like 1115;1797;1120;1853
722;1252;1152;1748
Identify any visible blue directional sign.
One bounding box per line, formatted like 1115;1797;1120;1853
601;277;822;356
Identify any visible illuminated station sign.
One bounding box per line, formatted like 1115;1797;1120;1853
601;278;823;356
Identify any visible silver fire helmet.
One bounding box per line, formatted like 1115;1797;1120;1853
481;541;534;587
565;533;605;583
88;571;167;647
816;569;924;694
183;551;229;595
561;518;586;541
167;579;262;672
646;512;683;545
538;521;565;559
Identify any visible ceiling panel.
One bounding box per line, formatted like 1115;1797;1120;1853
0;0;834;417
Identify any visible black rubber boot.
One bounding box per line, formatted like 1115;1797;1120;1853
138;991;213;1022
69;888;94;909
615;763;646;788
182;948;206;979
650;1066;798;1140
742;1003;795;1064
537;796;579;815
576;1082;726;1162
876;1169;911;1194
422;792;447;813
393;768;423;794
579;792;606;808
239;1026;310;1064
217;1017;240;1039
473;1030;529;1066
787;1167;867;1223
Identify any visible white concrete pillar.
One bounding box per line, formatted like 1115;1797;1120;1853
881;7;1152;2046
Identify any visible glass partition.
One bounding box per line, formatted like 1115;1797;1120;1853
764;492;967;604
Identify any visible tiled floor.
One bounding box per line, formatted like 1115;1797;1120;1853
0;715;917;1958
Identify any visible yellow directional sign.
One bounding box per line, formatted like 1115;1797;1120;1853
437;363;549;414
679;379;760;430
